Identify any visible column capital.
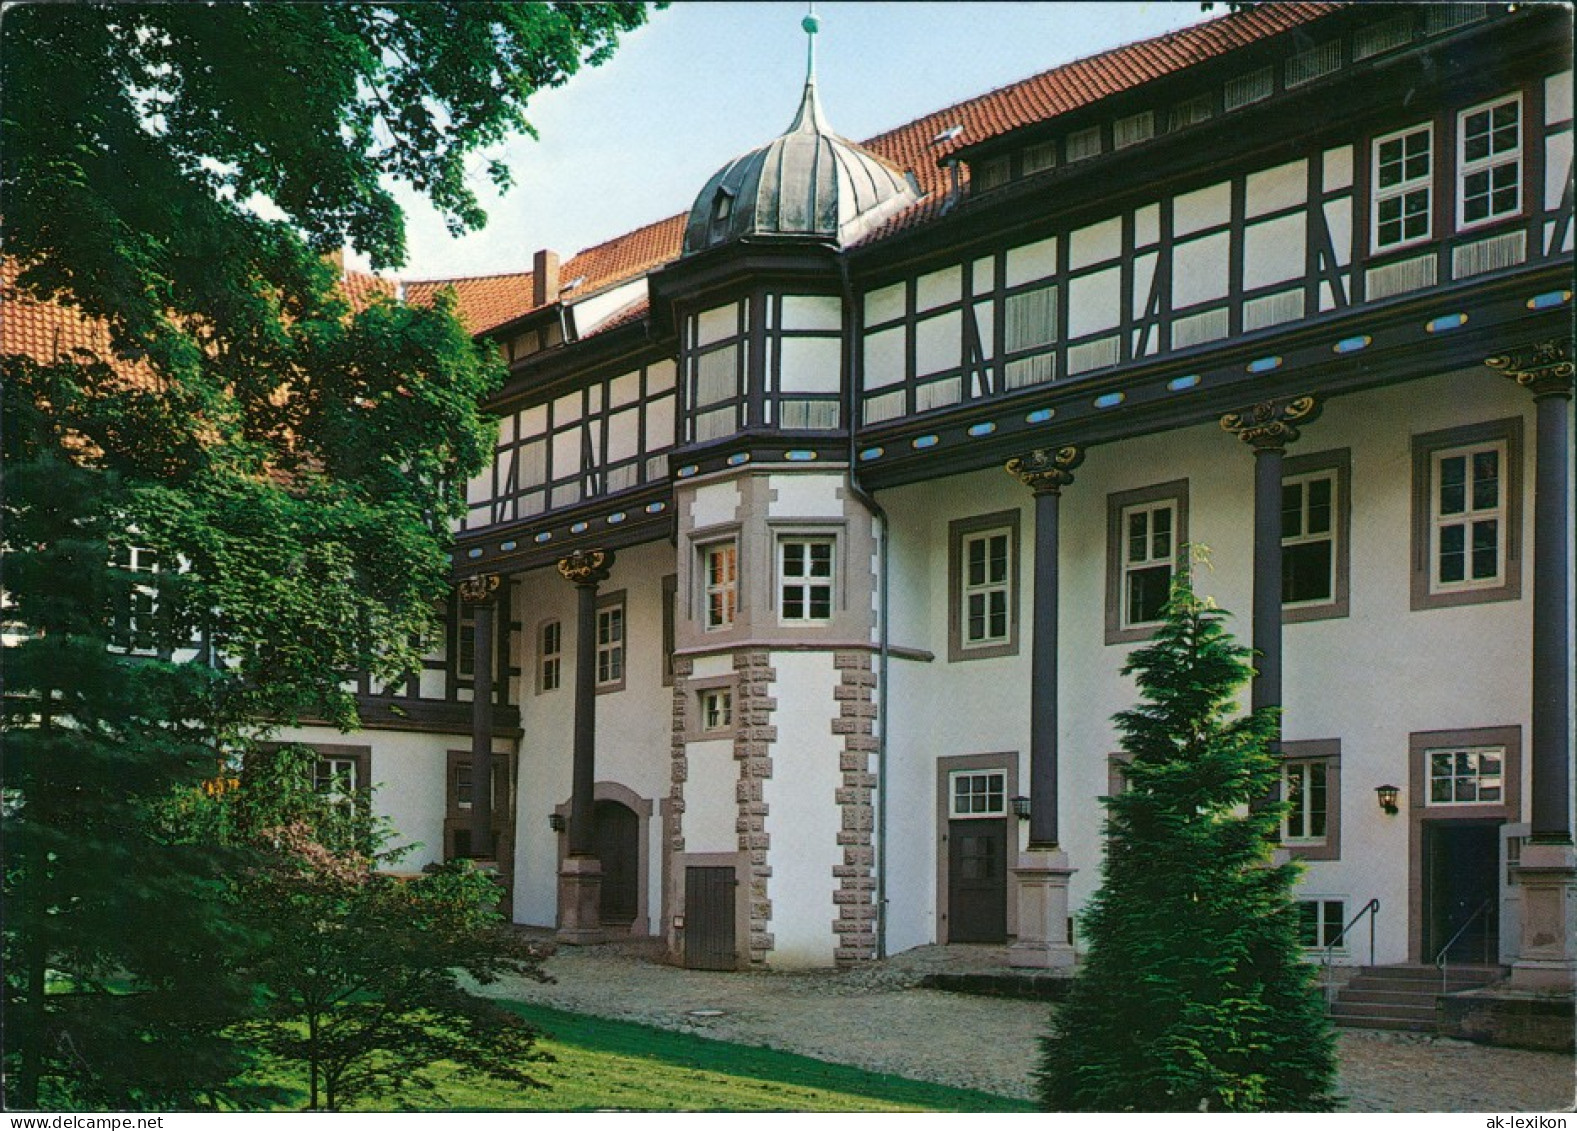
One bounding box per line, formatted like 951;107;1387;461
1006;445;1084;495
1485;339;1574;399
1220;394;1321;452
557;548;614;587
457;573;501;605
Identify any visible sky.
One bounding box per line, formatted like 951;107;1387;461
384;2;1217;282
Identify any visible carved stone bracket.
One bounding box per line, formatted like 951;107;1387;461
1220;394;1321;451
1006;445;1084;494
457;573;501;605
1486;339;1575;399
557;549;614;587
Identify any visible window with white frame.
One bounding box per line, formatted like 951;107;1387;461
949;770;1006;818
538;620;561;692
700;688;733;732
961;529;1012;649
1107;482;1187;645
1458;95;1521;229
702;541;738;631
1427;746;1504;805
1283;761;1329;844
1431;440;1507;592
1122;500;1176;629
110;544;160;653
1282;468;1338;607
1298;898;1346;949
778;537;834;623
596;598;625;688
314;755;360;800
1372;123;1432;251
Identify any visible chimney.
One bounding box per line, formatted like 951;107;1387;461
532;249;560;308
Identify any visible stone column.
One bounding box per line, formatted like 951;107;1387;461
1004;445;1083;970
458;573;501;859
1219;395;1321;723
1486;340;1575;991
556;548;614;944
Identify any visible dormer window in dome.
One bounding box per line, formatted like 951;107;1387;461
709;188;736;245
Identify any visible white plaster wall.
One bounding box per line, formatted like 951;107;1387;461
877;369;1535;965
510;539;673;931
683;739;739;852
271;722;471;872
767;473;844;518
762;650;844;966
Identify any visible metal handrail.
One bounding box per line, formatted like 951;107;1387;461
1434;898;1494;992
1321;897;1379;1002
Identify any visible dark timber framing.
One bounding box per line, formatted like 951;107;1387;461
559;550;615;856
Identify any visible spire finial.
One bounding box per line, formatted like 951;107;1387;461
802;3;819;85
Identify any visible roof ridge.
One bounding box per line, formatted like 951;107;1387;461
857;2;1342;152
405;269;535;286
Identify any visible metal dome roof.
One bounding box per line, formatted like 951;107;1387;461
681;76;919;257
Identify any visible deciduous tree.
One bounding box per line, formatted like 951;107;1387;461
2;3;653;1108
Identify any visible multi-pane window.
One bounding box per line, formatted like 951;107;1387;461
961;530;1011;649
110;545;160;653
1298;899;1346;950
1431;441;1506;591
1283;761;1329;843
1282;470;1337;606
1458;96;1521;228
538;620;561;692
779;538;834;623
1372;124;1432;250
1428;746;1504;805
314;756;360;801
949;770;1006;818
596;601;625;688
703;542;738;631
1121;500;1176;629
700;688;733;732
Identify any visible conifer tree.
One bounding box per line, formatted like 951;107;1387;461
1037;563;1337;1112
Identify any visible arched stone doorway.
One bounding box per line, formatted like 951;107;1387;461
593;798;639;928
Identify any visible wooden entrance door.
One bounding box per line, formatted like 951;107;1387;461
593;799;639;928
1424;821;1499;963
684;866;736;970
947;818;1007;943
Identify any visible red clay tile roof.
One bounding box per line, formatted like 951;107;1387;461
1;259;160;388
341;268;398;311
417;3;1339;336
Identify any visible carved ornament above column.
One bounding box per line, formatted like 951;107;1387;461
556;549;614;587
1219;394;1321;451
457;573;501;605
1006;445;1084;495
1485;339;1574;399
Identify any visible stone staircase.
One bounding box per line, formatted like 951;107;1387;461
1327;964;1504;1033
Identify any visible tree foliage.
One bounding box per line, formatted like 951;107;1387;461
1037;565;1337;1113
187;746;550;1112
2;2;653;1109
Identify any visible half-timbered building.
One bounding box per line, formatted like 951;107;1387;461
267;2;1574;989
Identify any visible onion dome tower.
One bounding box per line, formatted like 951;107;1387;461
681;11;918;255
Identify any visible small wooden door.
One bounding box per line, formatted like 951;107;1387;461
593;800;639;927
684;865;736;970
948;818;1008;943
1424;820;1499;963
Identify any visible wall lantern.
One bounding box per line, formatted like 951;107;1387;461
548;812;566;833
1375;784;1400;816
1011;796;1032;821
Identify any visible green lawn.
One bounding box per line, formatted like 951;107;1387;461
268;1000;1033;1112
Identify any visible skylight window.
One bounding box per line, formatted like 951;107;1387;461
932;124;964;144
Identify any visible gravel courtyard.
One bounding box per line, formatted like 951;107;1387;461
481;937;1576;1113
